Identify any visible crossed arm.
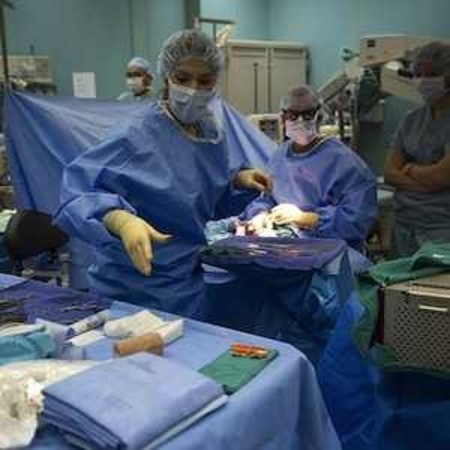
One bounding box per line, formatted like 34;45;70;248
384;147;450;192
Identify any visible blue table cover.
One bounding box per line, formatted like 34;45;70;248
0;274;341;450
0;274;111;324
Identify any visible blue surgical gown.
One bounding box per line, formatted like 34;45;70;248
55;102;245;317
243;137;377;250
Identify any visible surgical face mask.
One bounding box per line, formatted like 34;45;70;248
413;76;448;102
168;81;215;124
126;76;146;94
285;116;319;146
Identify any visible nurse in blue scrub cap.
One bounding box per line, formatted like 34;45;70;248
117;57;154;102
55;29;272;317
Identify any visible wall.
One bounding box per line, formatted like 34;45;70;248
200;0;270;41
6;0;186;98
6;0;132;98
268;0;450;173
5;0;263;98
130;0;186;92
269;0;449;87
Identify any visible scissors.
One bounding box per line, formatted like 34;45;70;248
61;302;99;312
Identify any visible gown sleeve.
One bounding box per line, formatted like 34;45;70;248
54;136;137;246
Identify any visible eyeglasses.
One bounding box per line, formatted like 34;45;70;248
281;107;319;121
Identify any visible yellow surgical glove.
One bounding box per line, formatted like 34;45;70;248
103;210;171;276
270;204;319;229
233;169;273;194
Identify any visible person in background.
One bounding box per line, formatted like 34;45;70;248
244;85;377;255
55;29;272;318
117;57;154;102
384;41;450;257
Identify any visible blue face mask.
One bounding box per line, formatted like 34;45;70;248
168;81;215;124
413;76;448;103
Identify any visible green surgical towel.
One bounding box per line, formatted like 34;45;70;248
200;349;278;394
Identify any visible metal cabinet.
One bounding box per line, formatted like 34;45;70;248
220;40;308;114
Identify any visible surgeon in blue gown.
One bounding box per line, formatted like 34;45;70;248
244;85;377;256
55;29;272;318
203;86;376;363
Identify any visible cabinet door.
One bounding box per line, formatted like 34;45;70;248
269;47;308;113
226;45;269;114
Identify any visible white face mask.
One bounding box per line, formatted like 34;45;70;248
126;76;145;94
285;116;319;146
168;81;216;124
413;76;448;103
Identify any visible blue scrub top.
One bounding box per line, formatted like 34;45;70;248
55;102;243;317
243;137;377;249
392;104;450;229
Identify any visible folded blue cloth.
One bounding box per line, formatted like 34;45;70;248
0;331;57;365
43;353;226;449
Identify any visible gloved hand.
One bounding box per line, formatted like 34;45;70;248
270;204;319;229
103;210;171;276
246;212;273;234
233;169;273;194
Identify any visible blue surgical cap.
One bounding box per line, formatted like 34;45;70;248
280;85;323;111
127;57;152;75
157;29;224;78
412;41;450;76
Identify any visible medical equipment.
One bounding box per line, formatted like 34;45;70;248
114;332;164;357
156;319;184;344
104;310;165;338
247;114;284;143
0;297;26;325
316;49;362;145
358;35;450;104
359;34;434;103
105;310;184;345
66;310;112;338
383;272;450;372
319;35;449;147
0;55;57;95
13;281;113;325
230;343;269;358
